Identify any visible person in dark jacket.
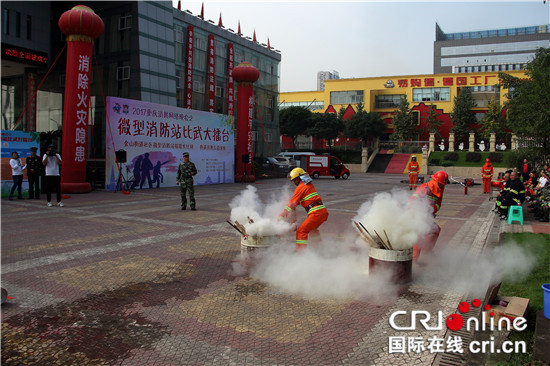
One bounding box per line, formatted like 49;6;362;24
26;147;42;199
498;171;525;220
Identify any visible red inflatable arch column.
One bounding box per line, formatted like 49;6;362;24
233;62;259;183
58;5;104;193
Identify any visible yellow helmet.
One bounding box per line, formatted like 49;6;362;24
289;167;306;180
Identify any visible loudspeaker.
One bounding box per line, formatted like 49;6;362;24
241;154;250;164
116;149;127;163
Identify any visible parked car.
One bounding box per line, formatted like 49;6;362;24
254;157;290;178
273;156;297;168
276;152;315;167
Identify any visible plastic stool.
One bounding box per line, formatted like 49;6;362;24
508;205;523;225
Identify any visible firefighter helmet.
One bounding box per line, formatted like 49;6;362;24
486;158;491;163
289;167;306;180
411;155;417;160
432;171;448;185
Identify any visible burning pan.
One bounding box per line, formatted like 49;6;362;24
240;235;279;261
368;247;413;284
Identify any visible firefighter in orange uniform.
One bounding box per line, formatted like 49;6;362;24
481;158;493;194
407;155;420;190
409;170;448;262
280;168;329;251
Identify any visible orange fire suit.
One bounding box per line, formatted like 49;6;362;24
409;179;445;261
407;160;420;189
481;163;493;193
281;180;328;250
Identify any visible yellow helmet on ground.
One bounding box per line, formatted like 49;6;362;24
289;167;306;180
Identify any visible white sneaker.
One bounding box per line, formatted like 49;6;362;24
58;202;64;207
47;202;53;207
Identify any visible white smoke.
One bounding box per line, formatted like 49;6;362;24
416;240;539;298
248;235;399;302
229;185;295;237
353;189;436;250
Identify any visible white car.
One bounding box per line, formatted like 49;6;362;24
273;156;296;167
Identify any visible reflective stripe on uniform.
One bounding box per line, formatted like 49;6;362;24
296;239;308;245
300;192;319;202
307;205;326;214
285;206;293;212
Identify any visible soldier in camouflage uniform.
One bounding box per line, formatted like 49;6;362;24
176;152;198;210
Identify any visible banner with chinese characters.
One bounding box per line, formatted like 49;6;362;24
105;97;235;191
227;43;234;116
1;130;40;196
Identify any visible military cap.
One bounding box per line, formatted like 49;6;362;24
183;152;189;157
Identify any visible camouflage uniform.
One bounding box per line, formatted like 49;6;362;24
176;160;197;209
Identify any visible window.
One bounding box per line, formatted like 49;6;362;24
116;66;130;80
3;8;9;35
194;36;207;51
375;94;405;109
118;15;131;30
251;131;257;142
176;75;183;89
330;90;364;105
265;133;272;142
412;88;450;102
215;86;224;97
174;29;184;43
193;79;205;93
15;11;20;37
26;15;31;40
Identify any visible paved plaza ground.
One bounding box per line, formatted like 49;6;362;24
1;173;546;365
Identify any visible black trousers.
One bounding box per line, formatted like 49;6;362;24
45;175;61;203
28;173;40;199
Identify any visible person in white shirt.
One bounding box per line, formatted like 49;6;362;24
9;151;26;200
42;144;63;207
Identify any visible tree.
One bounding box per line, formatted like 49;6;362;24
279;106;314;148
450;87;476;143
306;112;344;151
425;104;442;139
344;107;387;147
391;96;416;141
499;47;550;164
478;97;506;140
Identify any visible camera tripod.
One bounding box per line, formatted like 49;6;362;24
115;163;131;192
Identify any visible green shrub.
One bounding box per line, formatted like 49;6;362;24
441;161;454;167
488;152;503;163
465;152;481;162
444;152;459;161
431;159;440;166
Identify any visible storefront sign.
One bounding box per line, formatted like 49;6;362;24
1;43;48;66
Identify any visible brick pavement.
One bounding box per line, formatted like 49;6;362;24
0;173;532;365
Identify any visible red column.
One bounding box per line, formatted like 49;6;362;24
58;5;104;193
233;62;259;182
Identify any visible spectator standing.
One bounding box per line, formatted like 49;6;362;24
176;152;197;210
26;147;42;199
9;152;26;200
520;159;531;183
42;144;63;207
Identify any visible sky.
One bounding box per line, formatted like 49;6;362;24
172;1;550;92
